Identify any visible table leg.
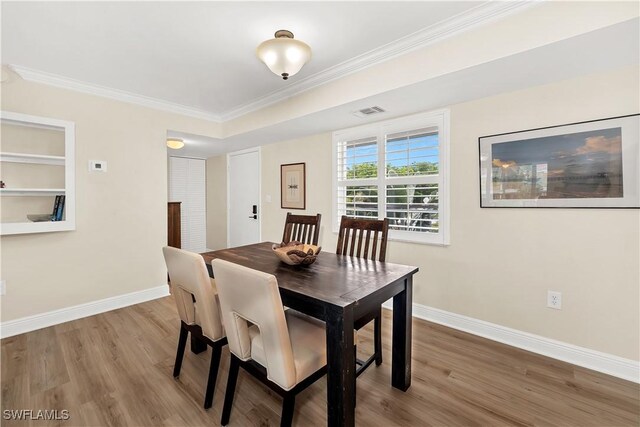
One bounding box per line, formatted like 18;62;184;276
325;305;355;427
392;275;412;391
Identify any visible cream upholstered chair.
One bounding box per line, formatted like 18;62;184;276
162;246;227;410
212;259;327;427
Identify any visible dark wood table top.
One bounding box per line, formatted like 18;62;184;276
201;242;418;309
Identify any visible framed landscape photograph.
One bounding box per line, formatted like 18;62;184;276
479;114;639;208
281;162;306;210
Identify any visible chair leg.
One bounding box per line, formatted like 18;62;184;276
221;354;240;426
280;395;295;427
173;323;189;378
191;334;208;354
204;343;222;410
374;312;383;366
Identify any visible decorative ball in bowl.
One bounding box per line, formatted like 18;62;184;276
272;241;322;266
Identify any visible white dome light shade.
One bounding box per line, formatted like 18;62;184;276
256;30;311;80
166;138;185;149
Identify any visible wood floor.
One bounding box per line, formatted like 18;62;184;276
2;296;638;426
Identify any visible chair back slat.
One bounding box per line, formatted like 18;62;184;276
281;213;322;246
335;216;389;262
363;229;371;259
341;228;350;255
303;224;309;243
371;231;379;261
349;228;357;256
355;229;364;258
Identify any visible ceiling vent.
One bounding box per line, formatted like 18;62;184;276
352;106;386;118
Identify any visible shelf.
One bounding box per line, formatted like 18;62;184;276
0;220;74;235
0;152;65;165
1;111;75;236
0;188;66;196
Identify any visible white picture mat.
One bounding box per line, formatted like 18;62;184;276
479;115;639;208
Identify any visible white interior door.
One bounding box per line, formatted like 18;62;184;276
228;148;260;247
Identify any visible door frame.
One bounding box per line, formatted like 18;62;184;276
226;146;262;247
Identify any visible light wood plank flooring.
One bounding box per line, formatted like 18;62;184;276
2;296;638;426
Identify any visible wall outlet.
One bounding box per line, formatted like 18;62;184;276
0;280;5;296
547;290;562;310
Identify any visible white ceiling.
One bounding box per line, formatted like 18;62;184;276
2;1;481;116
4;2;637;159
167;19;639;159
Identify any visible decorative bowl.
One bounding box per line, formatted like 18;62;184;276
272;241;321;266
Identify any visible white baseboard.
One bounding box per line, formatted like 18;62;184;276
1;285;170;339
383;301;639;383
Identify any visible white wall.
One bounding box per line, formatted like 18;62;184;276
0;78;221;322
253;66;640;360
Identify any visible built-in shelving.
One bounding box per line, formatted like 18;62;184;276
0;111;75;236
0;152;66;166
0;188;66;196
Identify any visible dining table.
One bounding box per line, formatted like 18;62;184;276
201;242;419;427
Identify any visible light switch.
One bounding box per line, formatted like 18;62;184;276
89;160;107;172
266;194;272;203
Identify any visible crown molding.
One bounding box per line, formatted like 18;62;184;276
220;0;540;121
9;65;222;123
8;1;539;124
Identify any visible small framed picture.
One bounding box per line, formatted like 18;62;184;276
281;162;306;210
479;114;639;208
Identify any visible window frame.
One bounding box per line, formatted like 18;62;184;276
332;109;450;246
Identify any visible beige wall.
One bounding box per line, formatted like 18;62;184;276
0;78;222;322
2;5;638;363
253;66;640;360
260;133;333;245
205;155;227;250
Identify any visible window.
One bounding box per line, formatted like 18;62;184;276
333;110;450;245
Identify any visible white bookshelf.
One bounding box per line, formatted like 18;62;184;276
0;111;75;235
0;188;67;196
0;152;66;166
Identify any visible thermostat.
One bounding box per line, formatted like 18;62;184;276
89;160;107;172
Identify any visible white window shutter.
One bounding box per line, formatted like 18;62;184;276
169;157;207;253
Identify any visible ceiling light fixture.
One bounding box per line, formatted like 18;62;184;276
166;138;185;150
256;30;311;80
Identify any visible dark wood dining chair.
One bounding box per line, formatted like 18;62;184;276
336;215;389;377
281;212;322;245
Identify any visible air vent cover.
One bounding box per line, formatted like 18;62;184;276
352;106;386;118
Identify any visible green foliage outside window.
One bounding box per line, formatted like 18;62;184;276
345;162;440;232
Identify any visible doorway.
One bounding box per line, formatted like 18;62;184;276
227;148;261;247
